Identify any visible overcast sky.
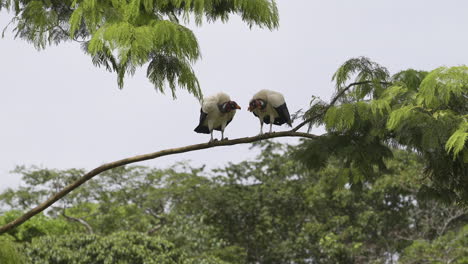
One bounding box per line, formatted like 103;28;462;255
1;0;468;191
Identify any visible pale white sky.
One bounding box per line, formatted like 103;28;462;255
1;0;468;191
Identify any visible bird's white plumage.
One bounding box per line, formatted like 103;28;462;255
198;92;237;141
250;89;290;134
201;92;231;114
251;89;285;124
252;89;286;108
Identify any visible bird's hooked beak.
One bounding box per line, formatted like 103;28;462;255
235;104;241;110
248;101;255;111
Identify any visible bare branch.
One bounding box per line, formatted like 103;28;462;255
438;208;467;236
62;210;94;234
0;131;317;234
147;225;162;235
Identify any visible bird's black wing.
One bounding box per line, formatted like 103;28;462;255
194;108;210;134
198;108;208;124
274;103;292;126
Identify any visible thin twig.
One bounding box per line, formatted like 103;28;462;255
62;210;94;234
292;81;391;132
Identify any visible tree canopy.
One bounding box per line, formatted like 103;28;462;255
0;0;279;97
298;57;468;204
1;142;467;263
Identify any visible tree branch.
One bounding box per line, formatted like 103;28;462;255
292;80;391;132
0;131;317;234
438;208;467;236
62;210;94;234
147;225;162;235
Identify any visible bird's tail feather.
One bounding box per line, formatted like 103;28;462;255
194;125;210;134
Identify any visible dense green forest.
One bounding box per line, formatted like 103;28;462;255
1;142;467;263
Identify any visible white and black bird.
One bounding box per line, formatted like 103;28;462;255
194;92;241;142
248;89;292;134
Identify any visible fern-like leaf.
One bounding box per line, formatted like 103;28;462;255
331;57;390;102
147;54;201;99
387;106;417;130
418;66;468;109
6;0;279;97
391;69;428;91
324;104;356;131
445;121;468;158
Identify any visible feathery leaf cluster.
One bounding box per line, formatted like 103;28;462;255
0;239;25;264
1;0;279;98
299;57;468;204
332;56;390;102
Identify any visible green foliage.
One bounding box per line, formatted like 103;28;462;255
445;121;468;158
417;66;468;109
0;166;85;212
183;255;233;264
392;69;428;92
2;144;467;263
302;95;328;131
331;56;390;101
294;134;392;184
0;211;75;242
146;53;201;98
0;165;242;262
301;57;468;204
23;232;183;264
0;238;25;264
386;105;418;130
9;1;74;48
400;225;468;264
324;104;355;131
2;0;279;97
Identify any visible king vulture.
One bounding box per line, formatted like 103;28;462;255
194;92;241;142
248;89;292;134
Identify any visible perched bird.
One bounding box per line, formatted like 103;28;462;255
194;92;241;142
248;89;292;134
